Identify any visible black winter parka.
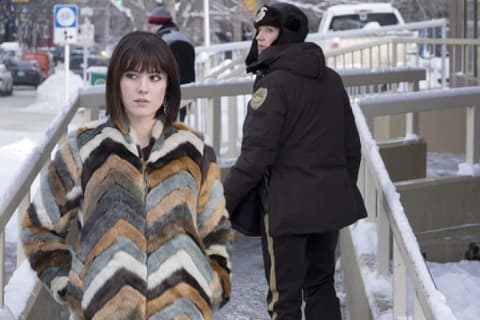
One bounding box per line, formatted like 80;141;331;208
223;42;367;236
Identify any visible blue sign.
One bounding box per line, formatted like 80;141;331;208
53;4;78;44
54;4;78;28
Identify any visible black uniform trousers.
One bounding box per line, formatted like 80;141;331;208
260;213;341;320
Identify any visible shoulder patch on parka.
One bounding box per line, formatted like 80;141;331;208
250;87;268;110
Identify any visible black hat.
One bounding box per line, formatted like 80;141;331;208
245;3;309;69
148;5;172;25
254;3;308;45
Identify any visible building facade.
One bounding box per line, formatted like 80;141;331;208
449;0;480;86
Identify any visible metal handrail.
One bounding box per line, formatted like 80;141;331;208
356;87;480;319
352;101;457;319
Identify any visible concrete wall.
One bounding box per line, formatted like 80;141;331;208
374;109;466;154
396;175;480;262
378;138;427;182
374;114;406;142
419;108;467;153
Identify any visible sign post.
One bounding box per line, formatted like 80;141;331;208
53;4;78;102
80;7;94;82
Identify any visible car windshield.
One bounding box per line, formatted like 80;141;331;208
329;13;399;31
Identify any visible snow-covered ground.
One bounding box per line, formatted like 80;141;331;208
0;67;479;319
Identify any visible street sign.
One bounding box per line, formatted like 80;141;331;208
80;7;93;17
80;20;95;47
53;4;78;45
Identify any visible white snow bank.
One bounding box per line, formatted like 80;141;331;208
4;260;37;319
457;162;480;176
428;260;480;320
0;139;37;243
27;67;84;113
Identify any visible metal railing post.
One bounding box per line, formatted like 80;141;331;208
227;97;238;158
413;294;427;320
377;194;390;276
212;97;222;155
393;239;407;319
466;105;480;165
17;193;30;265
441;23;448;88
406;80;420;136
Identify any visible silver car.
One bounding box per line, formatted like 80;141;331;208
0;63;13;96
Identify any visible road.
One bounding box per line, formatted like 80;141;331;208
0;86;56;146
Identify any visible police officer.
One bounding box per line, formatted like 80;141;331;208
148;2;195;122
223;3;367;319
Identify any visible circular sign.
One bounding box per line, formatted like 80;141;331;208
56;7;76;27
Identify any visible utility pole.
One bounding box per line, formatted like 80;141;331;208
105;1;110;50
203;0;210;47
233;5;244;42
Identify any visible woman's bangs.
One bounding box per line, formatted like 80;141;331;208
123;44;164;74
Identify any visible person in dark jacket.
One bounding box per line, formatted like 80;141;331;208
223;3;367;319
148;2;195;122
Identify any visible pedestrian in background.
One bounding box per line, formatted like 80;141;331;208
148;1;195;122
22;30;231;320
223;3;367;319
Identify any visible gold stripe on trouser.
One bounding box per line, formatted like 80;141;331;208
264;213;279;320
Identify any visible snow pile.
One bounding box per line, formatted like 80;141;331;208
0;139;37;243
27;66;84;113
457;162;480;176
428;260;480;320
4;260;37;319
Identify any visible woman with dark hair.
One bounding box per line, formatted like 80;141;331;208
21;31;232;320
224;3;367;319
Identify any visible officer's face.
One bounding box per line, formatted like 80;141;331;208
256;26;280;54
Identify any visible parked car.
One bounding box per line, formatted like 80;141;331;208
8;60;44;88
21;51;54;78
0;63;13;95
52;46;64;65
52;45;98;65
69;55;109;76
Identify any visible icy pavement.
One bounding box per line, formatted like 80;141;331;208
213;237;269;320
427;152;465;177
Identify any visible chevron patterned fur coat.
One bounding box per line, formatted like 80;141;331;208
21;117;232;320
